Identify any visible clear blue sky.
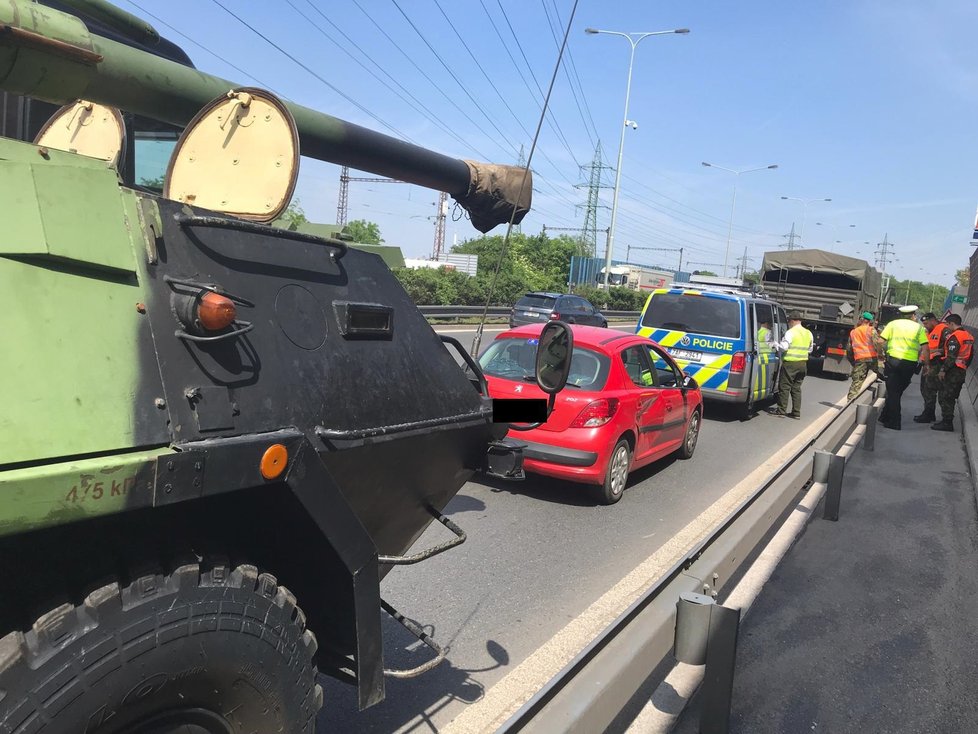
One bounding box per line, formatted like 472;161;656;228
125;0;978;286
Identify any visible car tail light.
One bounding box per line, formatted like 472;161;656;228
570;398;620;428
550;312;559;320
197;291;237;331
730;351;747;374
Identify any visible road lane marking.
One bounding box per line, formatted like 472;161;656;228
443;391;849;734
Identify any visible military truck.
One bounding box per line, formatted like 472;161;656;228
0;1;569;730
761;249;883;376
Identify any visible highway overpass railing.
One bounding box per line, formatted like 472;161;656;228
496;377;885;734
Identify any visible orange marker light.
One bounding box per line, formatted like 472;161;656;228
260;444;288;480
197;292;236;331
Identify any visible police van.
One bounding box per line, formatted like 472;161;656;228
636;283;788;419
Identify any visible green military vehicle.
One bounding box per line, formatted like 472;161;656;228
0;1;569;730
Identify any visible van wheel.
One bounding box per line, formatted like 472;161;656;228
738;393;755;421
596;439;630;504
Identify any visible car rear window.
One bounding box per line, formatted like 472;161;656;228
480;338;611;390
641;293;741;339
515;295;556;310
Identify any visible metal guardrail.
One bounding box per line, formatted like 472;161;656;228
418;306;641;320
497;378;884;733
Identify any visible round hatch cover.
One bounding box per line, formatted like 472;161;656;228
164;88;299;222
34;100;125;167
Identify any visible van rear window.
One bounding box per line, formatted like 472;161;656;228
641;293;741;339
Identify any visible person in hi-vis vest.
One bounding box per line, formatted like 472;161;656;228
878;305;929;430
846;311;882;401
914;312;951;424
933;313;974;432
769;310;813;419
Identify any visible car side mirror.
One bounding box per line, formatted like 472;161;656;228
681;373;696;390
536;321;573;395
504;322;573;433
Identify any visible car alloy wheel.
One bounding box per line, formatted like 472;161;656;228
597;439;631;505
678;410;700;460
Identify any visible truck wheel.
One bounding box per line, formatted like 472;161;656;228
0;562;322;733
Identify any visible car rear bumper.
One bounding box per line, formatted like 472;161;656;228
519;440;599;467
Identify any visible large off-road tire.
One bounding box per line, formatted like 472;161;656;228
0;562;322;734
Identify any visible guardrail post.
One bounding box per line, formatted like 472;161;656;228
857;403;878;452
674;593;741;734
700;604;741;734
675;592;715;665
874;380;886;401
813;449;846;521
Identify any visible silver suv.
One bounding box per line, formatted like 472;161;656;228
509;292;608;328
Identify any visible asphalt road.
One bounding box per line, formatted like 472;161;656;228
318;325;850;732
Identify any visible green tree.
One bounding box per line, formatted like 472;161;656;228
139;175;165;192
955;266;970;288
345;219;383;244
280;200;308;231
886;279;949;311
693;270;717;276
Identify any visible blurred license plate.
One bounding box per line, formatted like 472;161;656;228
521;311;538;318
669;349;703;362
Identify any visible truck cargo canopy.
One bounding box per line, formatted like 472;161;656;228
762;249;874;280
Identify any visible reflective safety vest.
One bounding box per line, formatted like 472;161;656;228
927;322;951;361
784;324;813;362
880;318;927;361
757;326;773;354
949;328;974;370
849;323;878;361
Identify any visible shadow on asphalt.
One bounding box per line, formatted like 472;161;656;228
318;599;510;732
472;451;681;507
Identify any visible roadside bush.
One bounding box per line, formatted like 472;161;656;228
605;287;647;312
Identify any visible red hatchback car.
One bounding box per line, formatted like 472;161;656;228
480;324;704;504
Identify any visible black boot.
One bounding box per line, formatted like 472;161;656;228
931;419;954;432
913;411;936;423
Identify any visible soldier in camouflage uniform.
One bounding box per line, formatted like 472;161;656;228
933;314;974;432
914;312;951;423
846;311;881;401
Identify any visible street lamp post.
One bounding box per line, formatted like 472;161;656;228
701;162;778;276
586;26;689;287
780;196;831;245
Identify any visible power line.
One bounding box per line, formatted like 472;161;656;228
291;0;494;161
349;0;513;159
389;0;520;158
427;0;583;191
539;0;599;147
489;0;582;168
122;0;280;92
209;0;413;141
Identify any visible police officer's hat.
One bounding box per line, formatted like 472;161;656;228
898;305;918;314
787;310;803;320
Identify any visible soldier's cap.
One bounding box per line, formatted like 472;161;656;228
861;311;874;320
787;310;803;320
921;312;938;320
898;305;919;314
